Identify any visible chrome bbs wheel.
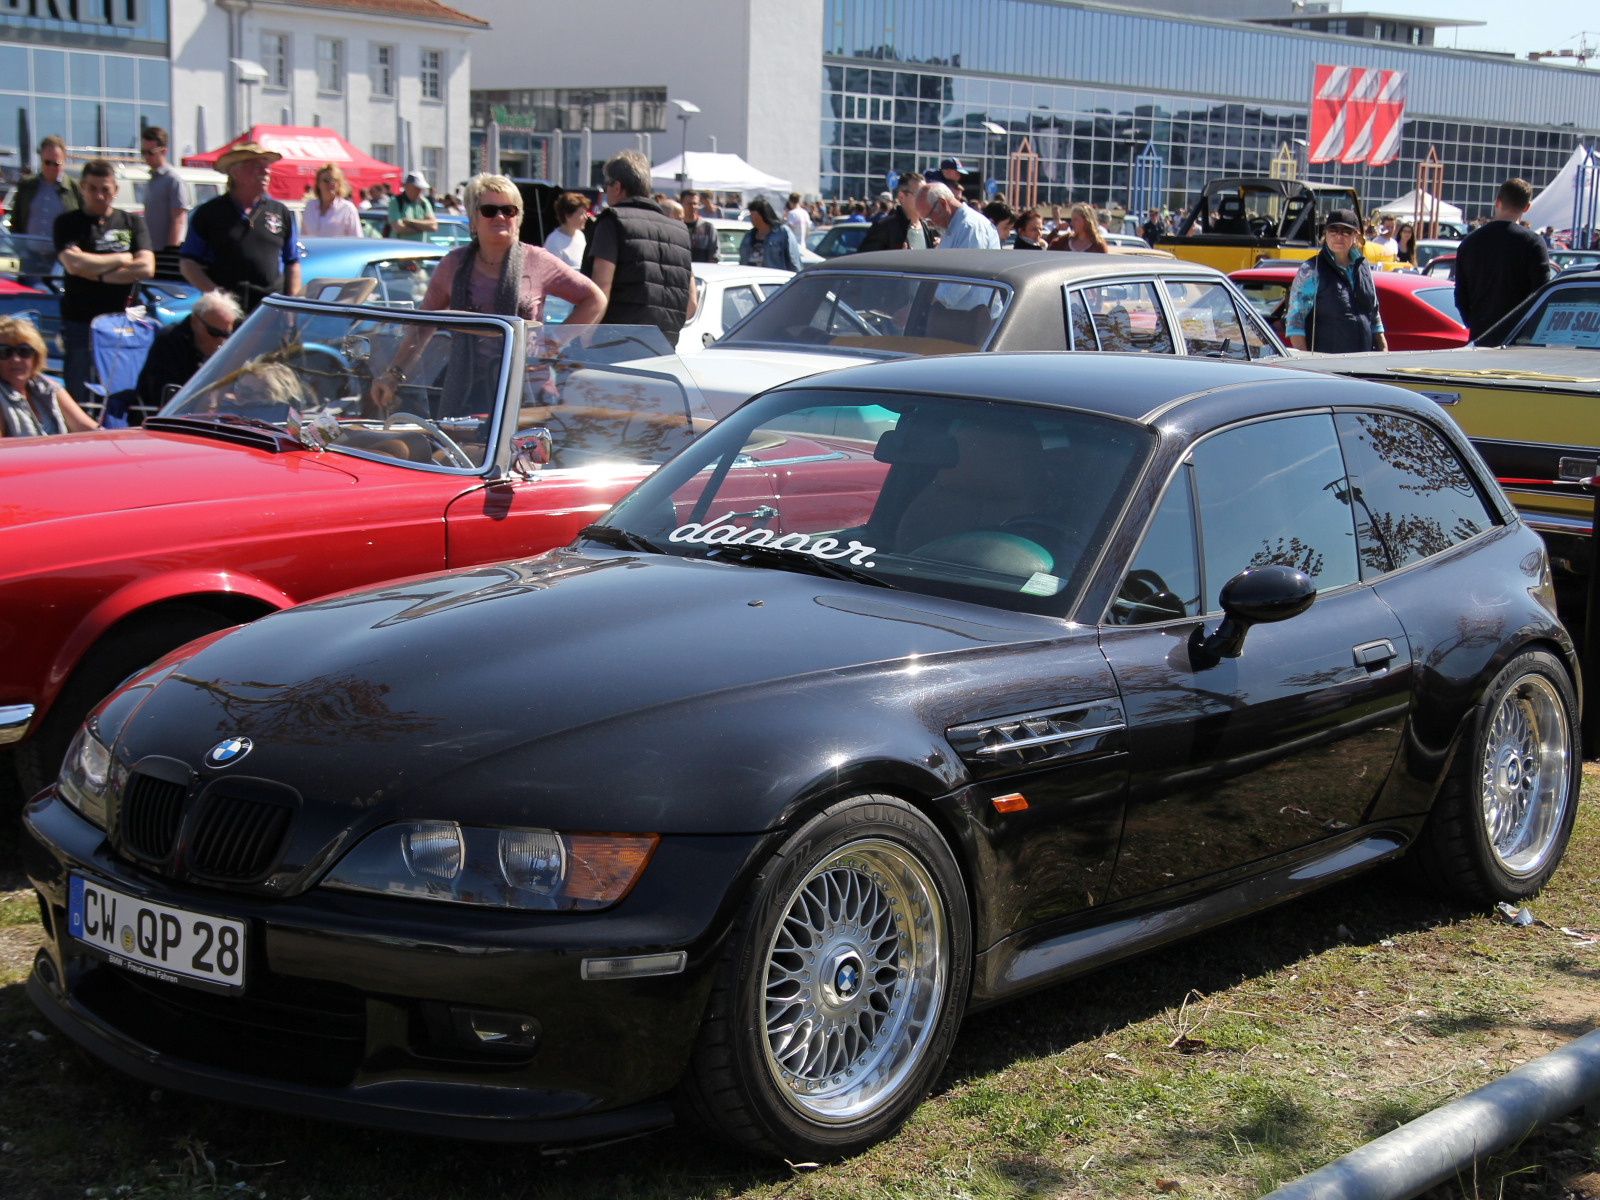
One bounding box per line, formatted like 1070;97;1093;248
1481;673;1572;878
761;839;948;1123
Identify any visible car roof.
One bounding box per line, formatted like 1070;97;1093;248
692;262;792;281
810;248;1228;284
768;350;1313;422
300;238;442;257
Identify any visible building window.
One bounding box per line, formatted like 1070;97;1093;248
420;49;443;101
421;145;442;184
1408;26;1423;44
842;95;891;123
316;37;343;95
369;44;394;98
371;142;396;164
261;33;289;89
1326;19;1347;35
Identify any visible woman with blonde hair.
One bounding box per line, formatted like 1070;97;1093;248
0;316;97;436
1050;202;1108;253
301;163;362;238
373;173;606;413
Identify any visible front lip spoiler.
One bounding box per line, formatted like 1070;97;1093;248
26;971;675;1145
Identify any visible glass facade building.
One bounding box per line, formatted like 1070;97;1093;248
820;0;1600;216
0;0;170;165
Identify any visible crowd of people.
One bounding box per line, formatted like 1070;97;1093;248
0;131;1578;438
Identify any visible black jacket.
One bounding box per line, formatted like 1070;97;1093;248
857;210;938;253
588;199;693;344
6;172;81;236
1454;220;1553;341
136;316;205;414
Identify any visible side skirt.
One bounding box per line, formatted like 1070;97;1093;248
969;822;1422;1009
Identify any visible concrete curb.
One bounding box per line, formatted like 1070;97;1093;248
1263;1027;1600;1200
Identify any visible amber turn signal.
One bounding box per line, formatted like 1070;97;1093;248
991;793;1028;813
564;833;661;902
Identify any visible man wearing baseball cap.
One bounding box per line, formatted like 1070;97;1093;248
387;170;439;242
1283;208;1386;354
938;157;970;200
179;142;301;312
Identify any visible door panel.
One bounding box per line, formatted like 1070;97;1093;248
1100;413;1412;900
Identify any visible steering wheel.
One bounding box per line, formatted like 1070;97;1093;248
1118;568;1188;624
385;411;474;468
1248;216;1274;238
999;514;1090;570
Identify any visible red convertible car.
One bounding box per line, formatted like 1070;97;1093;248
1230;263;1469;351
0;301;719;790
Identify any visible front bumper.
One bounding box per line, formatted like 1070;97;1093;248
23;791;767;1143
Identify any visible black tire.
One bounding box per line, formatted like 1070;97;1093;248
1415;649;1580;905
678;793;971;1161
12;604;238;797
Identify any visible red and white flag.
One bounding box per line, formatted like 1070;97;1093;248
1308;65;1409;167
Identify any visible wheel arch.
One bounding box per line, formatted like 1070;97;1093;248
35;571;292;729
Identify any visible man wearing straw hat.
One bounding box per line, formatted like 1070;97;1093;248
179;141;301;311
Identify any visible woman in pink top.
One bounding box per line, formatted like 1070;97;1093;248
373;173;605;413
300;164;363;238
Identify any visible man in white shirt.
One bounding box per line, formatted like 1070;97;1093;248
1370;214;1398;253
784;192;811;245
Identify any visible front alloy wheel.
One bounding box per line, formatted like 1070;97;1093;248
680;793;970;1160
1480;673;1571;879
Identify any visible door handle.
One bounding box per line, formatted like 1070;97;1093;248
1352;639;1398;668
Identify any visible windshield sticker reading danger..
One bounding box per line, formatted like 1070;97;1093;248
1532;302;1600;348
670;513;879;566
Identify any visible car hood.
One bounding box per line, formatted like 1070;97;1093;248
679;347;881;418
0;427;364;528
1283;346;1600;391
117;548;1064;839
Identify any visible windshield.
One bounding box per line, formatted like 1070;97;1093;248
1510;285;1600;349
717;273;1009;357
160;305;713;473
593;387;1152;615
1413;287;1463;325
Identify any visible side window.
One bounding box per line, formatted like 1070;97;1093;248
1108;463;1202;625
1078;282;1175;354
1066;288;1098;350
1164;280;1249;359
722;284;761;330
1191;414;1359;612
1333;412;1497;576
1238;304;1279;359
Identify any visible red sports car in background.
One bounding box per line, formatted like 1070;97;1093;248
0;300;718;791
1230;263;1470;351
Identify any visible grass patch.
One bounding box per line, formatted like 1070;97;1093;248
1;764;1598;1199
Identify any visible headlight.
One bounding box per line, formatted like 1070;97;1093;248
58;724;113;829
321;822;658;911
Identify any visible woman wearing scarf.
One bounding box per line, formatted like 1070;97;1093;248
373;174;604;415
0;316;98;437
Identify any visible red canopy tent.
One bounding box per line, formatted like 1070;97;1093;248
183;126;401;201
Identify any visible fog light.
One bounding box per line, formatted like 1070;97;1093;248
580;951;687;981
402;821;462;879
451;1007;541;1052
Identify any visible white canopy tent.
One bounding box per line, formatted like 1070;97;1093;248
1525;144;1600;234
1372;189;1464;226
650;152;791;201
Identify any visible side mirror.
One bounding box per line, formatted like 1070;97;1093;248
511;427;553;478
1193;564;1316;665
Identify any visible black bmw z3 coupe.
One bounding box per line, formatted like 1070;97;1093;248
22;351;1580;1161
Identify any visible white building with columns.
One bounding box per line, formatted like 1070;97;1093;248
169;0;484;192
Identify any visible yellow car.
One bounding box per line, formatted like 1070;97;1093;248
1282;268;1600;583
1157;177;1396;275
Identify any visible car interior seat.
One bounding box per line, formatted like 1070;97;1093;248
891;418;1048;558
1213;195;1251;236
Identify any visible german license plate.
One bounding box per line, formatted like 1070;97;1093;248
68;875;247;992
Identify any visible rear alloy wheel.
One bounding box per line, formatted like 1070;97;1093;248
1416;649;1579;904
680;794;970;1160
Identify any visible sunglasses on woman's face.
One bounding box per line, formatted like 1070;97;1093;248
200;320;236;340
0;343;37;361
1326;225;1357;236
478;204;520;220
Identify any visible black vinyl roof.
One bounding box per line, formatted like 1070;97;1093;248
810;249;1226;286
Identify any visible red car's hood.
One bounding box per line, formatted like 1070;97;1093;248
0;428;369;528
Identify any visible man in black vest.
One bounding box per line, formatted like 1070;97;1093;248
1283;208;1387;355
586;150;694;346
179;142;301;312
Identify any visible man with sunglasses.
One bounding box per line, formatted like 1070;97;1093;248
134;291;243;417
1283;208;1386;354
858;171;938;252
